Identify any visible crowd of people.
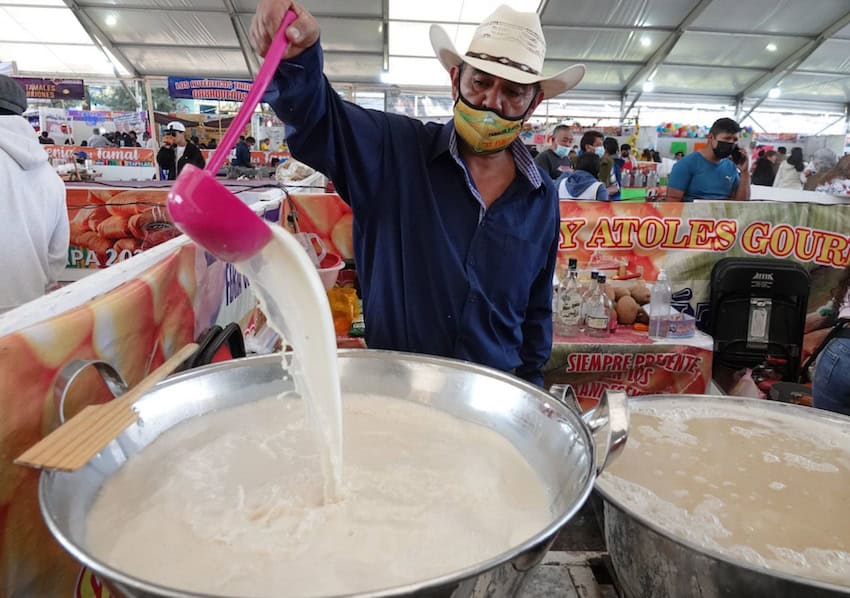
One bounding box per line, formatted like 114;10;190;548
749;144;839;190
534;125;658;201
531;116;844;203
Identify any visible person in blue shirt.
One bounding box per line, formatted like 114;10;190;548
667;117;750;202
252;1;585;386
231;135;254;167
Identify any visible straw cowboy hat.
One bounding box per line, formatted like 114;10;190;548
430;5;585;100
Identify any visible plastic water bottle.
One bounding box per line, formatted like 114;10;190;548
649;269;672;340
647;170;658;187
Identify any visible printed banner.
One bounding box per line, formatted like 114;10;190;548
65;110;147;134
557;200;850;369
280;193;354;260
1;233;270;595
47;145;156;167
66;188;177;269
544;328;713;409
0;245;199;596
14;76;85;100
167;76;253;102
40;107;74;142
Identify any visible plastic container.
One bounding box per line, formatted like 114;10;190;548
327;286;359;336
317;253;345;290
667;311;696;338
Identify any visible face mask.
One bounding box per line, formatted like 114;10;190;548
554;144;569;158
713;140;736;159
453;92;527;155
594;146;605;158
621;151;629;159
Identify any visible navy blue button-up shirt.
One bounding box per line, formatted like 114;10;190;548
265;42;559;386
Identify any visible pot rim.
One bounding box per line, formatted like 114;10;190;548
40;349;599;598
595;393;850;594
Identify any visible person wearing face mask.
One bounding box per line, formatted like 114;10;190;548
254;1;585;386
579;131;604;157
667;118;750;202
534;124;574;180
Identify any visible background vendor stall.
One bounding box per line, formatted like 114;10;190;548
282;192;850;403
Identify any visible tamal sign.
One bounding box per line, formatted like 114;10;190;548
14;77;85;100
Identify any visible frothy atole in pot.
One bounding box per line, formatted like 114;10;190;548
598;400;850;586
85;393;553;596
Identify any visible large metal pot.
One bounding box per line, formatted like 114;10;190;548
40;350;627;598
595;394;850;598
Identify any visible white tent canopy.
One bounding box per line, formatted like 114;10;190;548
3;0;850;118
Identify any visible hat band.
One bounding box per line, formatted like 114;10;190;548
465;51;539;76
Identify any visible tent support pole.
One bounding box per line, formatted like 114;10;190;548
143;78;158;180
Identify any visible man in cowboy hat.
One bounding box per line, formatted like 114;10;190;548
253;2;584;386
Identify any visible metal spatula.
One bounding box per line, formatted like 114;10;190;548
15;343;198;471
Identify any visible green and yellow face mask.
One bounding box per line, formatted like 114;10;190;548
453;92;529;155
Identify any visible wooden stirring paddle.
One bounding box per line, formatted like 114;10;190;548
15;343;198;472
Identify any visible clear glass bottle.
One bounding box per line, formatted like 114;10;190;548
552;265;562;318
579;270;599;332
585;274;612;338
555;258;582;337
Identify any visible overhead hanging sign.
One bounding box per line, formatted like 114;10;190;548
13;77;85;100
167;76;253;102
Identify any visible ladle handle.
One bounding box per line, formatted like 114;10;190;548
205;9;298;174
548;385;629;474
584;390;629;475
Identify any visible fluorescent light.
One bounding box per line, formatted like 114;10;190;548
642;80;655;93
765;43;777;52
768;87;781;99
640;36;651;47
104;13;117;27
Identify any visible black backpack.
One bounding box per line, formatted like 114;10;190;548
708;257;810;383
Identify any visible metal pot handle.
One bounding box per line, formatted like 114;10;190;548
53;360;128;425
548;385;629;475
548;383;580;413
584;390;629;474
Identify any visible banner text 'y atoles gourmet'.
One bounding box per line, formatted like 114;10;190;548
560;210;850;269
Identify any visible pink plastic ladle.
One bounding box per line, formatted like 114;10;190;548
166;9;297;262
